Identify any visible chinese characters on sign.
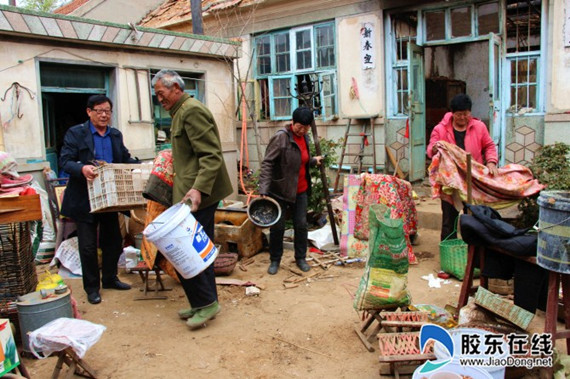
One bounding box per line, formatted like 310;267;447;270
360;22;375;70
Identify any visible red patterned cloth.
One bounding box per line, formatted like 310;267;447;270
151;149;173;186
428;141;544;209
354;174;418;264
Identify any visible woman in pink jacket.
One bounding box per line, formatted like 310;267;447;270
427;94;498;240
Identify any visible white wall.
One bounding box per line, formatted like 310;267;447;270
547;0;570;113
0;40;237;193
337;11;385;118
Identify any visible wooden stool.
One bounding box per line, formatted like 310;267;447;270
354;308;427;352
377;332;435;379
130;261;172;300
51;347;97;379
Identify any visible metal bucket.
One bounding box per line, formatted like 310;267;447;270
537;190;570;274
247;197;282;228
16;288;72;352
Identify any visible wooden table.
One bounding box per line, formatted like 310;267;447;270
458;244;570;354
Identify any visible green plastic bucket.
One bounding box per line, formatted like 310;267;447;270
537;191;570;274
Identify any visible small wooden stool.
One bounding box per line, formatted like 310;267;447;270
355;308;427;352
130;261;172;300
52;347;97;379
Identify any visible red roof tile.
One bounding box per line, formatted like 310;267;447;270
54;0;90;15
139;0;263;28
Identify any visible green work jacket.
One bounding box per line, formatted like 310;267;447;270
169;94;233;209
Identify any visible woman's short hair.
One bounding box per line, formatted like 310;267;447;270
450;94;472;112
292;107;314;125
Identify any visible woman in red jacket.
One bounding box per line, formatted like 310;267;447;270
427;94;498;240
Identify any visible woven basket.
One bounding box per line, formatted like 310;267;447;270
439;238;479;280
0;222;38;301
214;252;238;276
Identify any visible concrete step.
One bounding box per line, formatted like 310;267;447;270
415;198;442;231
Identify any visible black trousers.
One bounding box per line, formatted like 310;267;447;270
441;199;460;241
269;192;308;262
76;212;123;294
176;203;218;309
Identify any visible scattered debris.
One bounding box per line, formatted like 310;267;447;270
245;286;260;296
215;278;257;287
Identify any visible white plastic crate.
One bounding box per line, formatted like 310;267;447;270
88;163;152;213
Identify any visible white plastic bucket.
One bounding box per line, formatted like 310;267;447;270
412;361;492;379
143;203;218;279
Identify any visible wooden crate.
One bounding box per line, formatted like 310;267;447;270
214;210;263;259
0;195;41;224
88;163;151;213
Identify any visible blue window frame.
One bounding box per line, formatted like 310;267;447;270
254;22;337;120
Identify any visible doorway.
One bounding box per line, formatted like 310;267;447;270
42;93;94;175
40;62;110;175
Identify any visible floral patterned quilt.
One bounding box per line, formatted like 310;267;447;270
428;141;544;209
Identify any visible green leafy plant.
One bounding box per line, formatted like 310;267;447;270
515;142;570;228
307;137;340;224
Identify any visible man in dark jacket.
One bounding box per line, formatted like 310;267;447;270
258;107;323;275
60;95;139;305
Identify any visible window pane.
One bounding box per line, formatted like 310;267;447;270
258;57;271;75
256;36;271;75
426;10;445;41
517;59;529;83
297;51;312;70
478;2;499;35
451;7;471;37
275;33;290;73
528;58;537;83
273;99;290;117
275;33;289;53
517;86;528;108
397;68;408;91
528;85;536;108
273;78;290;97
276;55;290;73
296;30;311;49
322;75;333;96
41;64;106;88
316;25;335;68
295;29;312;70
506;0;541;53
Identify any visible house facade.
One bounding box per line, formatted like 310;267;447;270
0;4;239;195
141;0;569;181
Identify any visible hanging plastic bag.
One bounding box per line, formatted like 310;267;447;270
353;204;411;310
28;318;106;359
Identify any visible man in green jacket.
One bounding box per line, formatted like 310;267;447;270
152;69;233;329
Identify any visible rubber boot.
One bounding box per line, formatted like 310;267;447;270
186;301;221;329
178;308;196;320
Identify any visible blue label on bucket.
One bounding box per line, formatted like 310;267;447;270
188;224;216;262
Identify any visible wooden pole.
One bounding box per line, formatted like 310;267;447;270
466;153;472;206
310;120;339;245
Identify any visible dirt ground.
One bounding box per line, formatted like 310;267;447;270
17;228;469;379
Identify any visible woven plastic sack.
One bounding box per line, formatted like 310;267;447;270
28;317;106;359
354;204;411;310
